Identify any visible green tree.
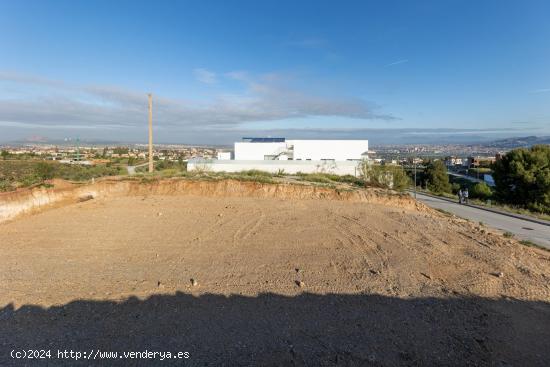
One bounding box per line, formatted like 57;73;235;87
425;160;451;194
492;145;550;213
35;162;55;180
470;182;492;200
0;150;9;160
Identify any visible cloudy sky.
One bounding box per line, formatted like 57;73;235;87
1;0;549;144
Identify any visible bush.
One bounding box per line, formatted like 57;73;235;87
35;162;55;180
55;164;124;181
298;173;333;184
336;174;366;187
20;174;41;187
295;172;366;187
155;160;186;171
239;170;273;177
470;182;492;200
361;163;410;191
0;179;13;192
451;183;461;194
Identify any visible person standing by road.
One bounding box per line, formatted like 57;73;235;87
458;188;463;204
463;188;469;204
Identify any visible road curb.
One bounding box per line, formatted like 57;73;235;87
409;190;550;227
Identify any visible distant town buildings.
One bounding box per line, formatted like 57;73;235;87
0;144;219;164
444;156;464;167
466;156;497;167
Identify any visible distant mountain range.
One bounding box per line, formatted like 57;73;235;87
482;136;550;148
3;134;549;148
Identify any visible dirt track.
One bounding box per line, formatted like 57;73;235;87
1;184;549;366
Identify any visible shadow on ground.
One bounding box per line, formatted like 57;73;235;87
1;292;549;366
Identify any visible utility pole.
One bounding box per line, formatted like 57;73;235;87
414;157;417;199
76;137;80;162
148;93;153;173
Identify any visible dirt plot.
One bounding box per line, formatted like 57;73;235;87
1;190;549;366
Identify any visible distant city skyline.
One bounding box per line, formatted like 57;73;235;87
1;0;549;144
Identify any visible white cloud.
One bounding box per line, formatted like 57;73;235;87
193;68;217;84
225;71;249;82
0;70;395;136
385;59;409;67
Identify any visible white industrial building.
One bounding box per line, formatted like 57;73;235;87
189;138;369;176
234;138;368;161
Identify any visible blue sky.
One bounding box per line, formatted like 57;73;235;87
1;0;549;144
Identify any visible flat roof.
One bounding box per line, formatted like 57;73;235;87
242;137;286;143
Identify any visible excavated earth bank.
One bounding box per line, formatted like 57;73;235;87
0;178;549;366
0;178;424;223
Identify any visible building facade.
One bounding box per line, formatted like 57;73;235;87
234;138;369;161
188;138;370;176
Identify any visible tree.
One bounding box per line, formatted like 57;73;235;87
35;162;55;180
470;182;492;200
492;145;550;214
1;150;9;160
424;160;451;194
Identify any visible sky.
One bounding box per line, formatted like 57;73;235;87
0;0;549;145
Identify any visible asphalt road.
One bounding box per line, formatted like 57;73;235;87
413;192;550;249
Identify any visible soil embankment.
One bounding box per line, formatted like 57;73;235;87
0;178;424;223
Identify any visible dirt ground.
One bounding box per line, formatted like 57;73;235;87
1;192;549;366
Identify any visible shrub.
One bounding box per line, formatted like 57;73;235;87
20;174;41;187
299;173;333;184
470;182;492;200
35;162;55;180
451;183;461;194
0;179;13;192
239;169;273;177
360;163;410;191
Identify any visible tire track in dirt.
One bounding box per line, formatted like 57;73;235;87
330;213;395;289
188;213;242;244
233;211;266;243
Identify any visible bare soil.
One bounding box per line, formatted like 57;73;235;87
1;184;549;366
